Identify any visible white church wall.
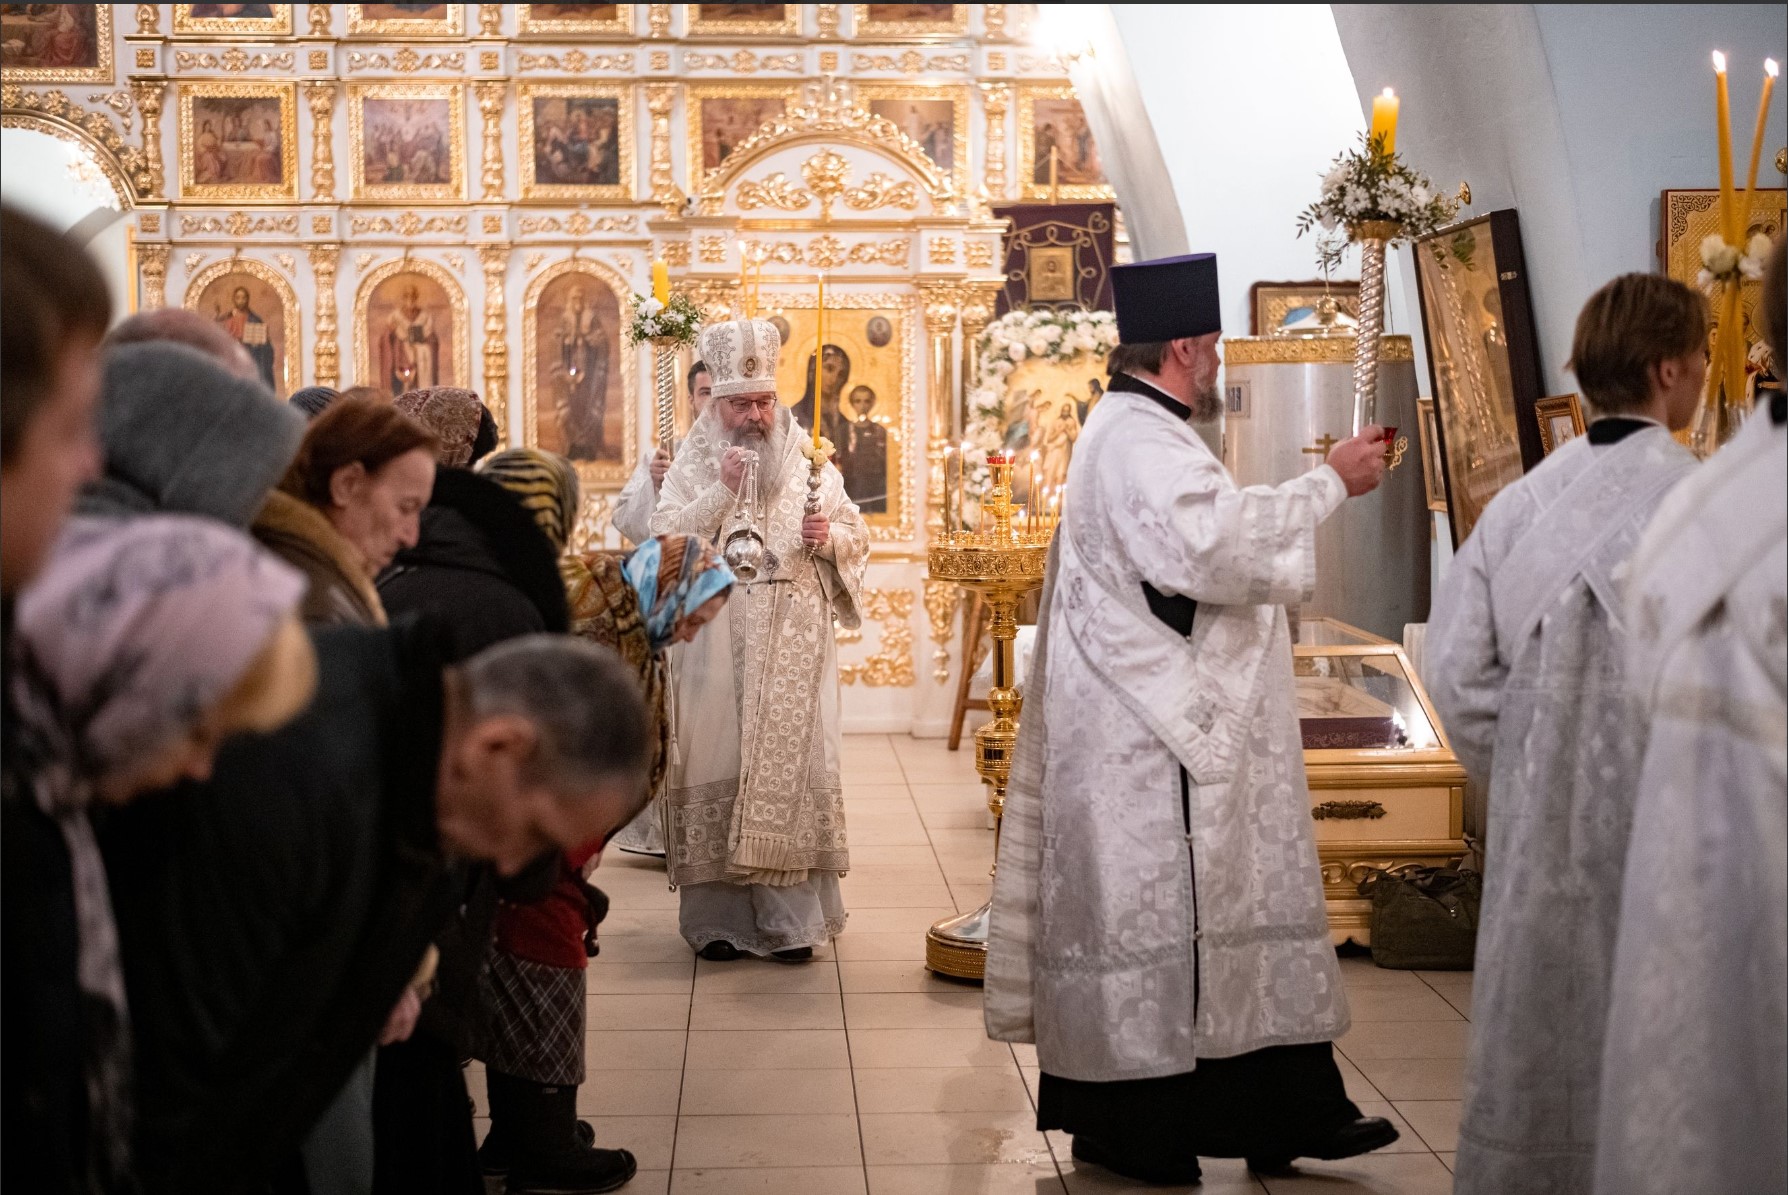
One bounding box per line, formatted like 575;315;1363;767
1;127;134;320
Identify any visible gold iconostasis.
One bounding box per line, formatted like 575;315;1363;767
0;2;1116;724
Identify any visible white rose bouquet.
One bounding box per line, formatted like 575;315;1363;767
623;292;703;348
1297;132;1463;264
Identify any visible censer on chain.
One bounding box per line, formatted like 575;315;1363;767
720;449;768;583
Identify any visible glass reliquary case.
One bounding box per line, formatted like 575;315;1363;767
1293;617;1467;945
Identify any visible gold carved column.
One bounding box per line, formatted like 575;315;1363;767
130;80;166;200
303;81;336;202
138;243;169;310
306;4;331;35
474;82;506;201
647;4;672;38
308;244;340;388
919;283;961;539
477;4;504;36
978;83;1010;201
645;83;681;215
815;3;841;37
479;246;510;444
135;5;160;34
957;281;999;438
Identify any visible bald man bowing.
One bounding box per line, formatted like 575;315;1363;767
985;254;1397;1185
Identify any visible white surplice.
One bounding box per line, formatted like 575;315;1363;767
651;407;868;953
610;451;658;548
984;387;1351;1081
1424;424;1695;1195
1592;410;1787;1195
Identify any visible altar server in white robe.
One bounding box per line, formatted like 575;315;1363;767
1593;236;1787;1195
984;253;1396;1187
609;360;710;857
651;316;869;961
1425;273;1704;1195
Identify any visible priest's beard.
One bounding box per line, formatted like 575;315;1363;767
1190;382;1222;422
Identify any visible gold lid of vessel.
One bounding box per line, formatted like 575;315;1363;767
1224;334;1415;366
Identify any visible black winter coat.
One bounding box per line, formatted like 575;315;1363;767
100;621;459;1195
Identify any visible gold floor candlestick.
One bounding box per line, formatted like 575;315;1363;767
925;453;1050;981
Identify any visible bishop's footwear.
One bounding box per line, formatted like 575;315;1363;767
770;946;814;964
697;940;741;961
1070;1134;1202;1186
1247;1115;1401;1173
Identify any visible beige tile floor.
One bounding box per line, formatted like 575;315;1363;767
470;733;1470;1195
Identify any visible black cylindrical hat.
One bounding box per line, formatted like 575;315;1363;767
1110;253;1221;344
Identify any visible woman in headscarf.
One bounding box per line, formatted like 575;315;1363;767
9;514;317;1193
392;386;499;470
477;449;732;1195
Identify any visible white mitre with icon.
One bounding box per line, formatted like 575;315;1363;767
697;317;783;398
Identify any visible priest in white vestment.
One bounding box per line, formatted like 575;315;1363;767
1593;239;1787;1195
1426;273;1704;1195
609;360;711;858
651;317;869;961
984;253;1397;1186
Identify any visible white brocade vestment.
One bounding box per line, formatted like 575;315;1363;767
650;409;868;901
984;387;1352;1082
610;451;658;548
1592;411;1788;1195
1424;424;1695;1195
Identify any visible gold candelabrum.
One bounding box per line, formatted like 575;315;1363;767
924;451;1055;980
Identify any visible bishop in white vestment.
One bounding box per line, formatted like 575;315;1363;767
609;361;710;858
1425;272;1705;1195
651;318;869;961
1592;280;1787;1194
984;253;1396;1186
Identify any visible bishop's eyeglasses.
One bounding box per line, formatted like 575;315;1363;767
725;396;779;415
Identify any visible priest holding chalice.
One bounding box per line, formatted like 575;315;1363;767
984;253;1396;1184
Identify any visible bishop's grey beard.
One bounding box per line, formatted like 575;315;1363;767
1189;382;1222;423
724;422;768;448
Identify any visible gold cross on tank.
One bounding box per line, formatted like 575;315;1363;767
1302;433;1340;457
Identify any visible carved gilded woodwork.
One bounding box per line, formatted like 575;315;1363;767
516;213;639;236
348;213;469;236
137;5;161;35
686;4;800;38
520;257;639;486
346;82;466;202
173;49;296;73
814;4;841;39
850;52;970;76
978;81;1010;200
302;80;337;201
345;4;467;38
172;4;292;37
517;5;634;38
352;256;471;393
308;244;341;388
138;243;170;309
683;49;803;75
1;86;142;207
178;212;300;235
473;81;505;201
516;82;635;203
684;81;800;198
852;3;968;39
183;256;302;394
922;577;961;684
479;245;511;444
307;5;332;36
478;5;505;38
646;4;672;39
983;5;1010;40
343;49;467;74
745;236;910;270
177;80;295;202
839;588;916;687
5;4;113;82
659;241;690;266
645;82;682;215
514;51;636;73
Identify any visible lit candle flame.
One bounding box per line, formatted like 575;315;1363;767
1768;58;1780;79
1713;50;1727;73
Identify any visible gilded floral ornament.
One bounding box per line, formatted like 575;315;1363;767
839;589;916;687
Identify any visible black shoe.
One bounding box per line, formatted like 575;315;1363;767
770;946;814;963
1303;1116;1401;1161
1070;1134;1201;1186
507;1146;637;1195
697;940;741;961
482;1121;597;1178
613;846;666;859
1245;1154;1296;1175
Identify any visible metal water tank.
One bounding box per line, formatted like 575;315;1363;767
1219;333;1429;641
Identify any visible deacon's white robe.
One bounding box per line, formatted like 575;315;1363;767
1424;423;1695;1195
608;451;666;855
1592;410;1787;1195
985;387;1351;1080
651;412;868;953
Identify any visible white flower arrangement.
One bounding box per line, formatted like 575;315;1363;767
798;434;836;463
1296;133;1461;262
1698;231;1774;293
623;291;703;348
958;307;1118;517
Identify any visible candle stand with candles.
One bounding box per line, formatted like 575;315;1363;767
924;451;1055;980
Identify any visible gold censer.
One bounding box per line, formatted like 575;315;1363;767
924;451;1054;980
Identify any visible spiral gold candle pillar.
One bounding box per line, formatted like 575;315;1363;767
1348;219;1401;434
652;337;677;450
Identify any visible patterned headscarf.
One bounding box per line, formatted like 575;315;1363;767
622;533;735;651
478;448;580;553
394;387;486;468
9;514;309;1192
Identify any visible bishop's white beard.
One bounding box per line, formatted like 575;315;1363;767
720;407;790;498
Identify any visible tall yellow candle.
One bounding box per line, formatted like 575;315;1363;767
1714;52;1740;245
957;440;969;538
651;259;670;305
1741;59;1781;227
1048;146;1060;205
1369;88;1400;156
812;273;826;450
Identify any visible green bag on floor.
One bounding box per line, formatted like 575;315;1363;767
1356;866;1481;970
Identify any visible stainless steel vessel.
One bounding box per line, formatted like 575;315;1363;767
1220;334;1429;641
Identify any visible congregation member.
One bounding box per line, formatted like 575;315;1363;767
289;384;342;420
984;254;1394;1186
1593;235;1788;1195
1425;273;1703;1193
394;384;500;469
101;630;652;1194
480;449;735;1193
257;397;438;627
609;358;711;857
77;339;303;530
2;204;115;1193
652;316;869;962
371;429;572;1190
100;306;261;383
